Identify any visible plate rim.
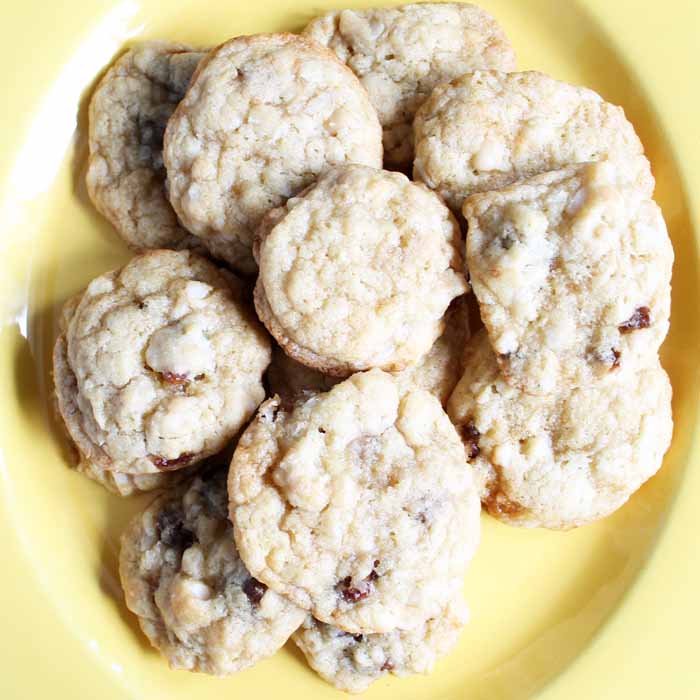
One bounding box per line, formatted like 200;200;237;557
1;1;699;698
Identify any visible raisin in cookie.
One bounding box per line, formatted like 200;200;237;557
164;33;382;274
54;250;270;477
120;467;306;674
447;330;673;529
229;370;481;633
254;165;467;376
464;162;673;394
414;70;654;211
293;595;468;693
304;3;515;169
267;297;469;405
86;42;205;250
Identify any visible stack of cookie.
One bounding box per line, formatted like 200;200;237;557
53;1;673;692
449;163;673;529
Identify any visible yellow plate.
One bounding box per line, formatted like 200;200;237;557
1;1;698;697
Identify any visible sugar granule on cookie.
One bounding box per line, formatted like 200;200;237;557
447;330;673;529
464;162;672;394
86;41;205;251
304;3;515;169
164;33;382;274
119;466;306;674
293;595;468;693
254;165;467;376
413;70;654;211
53;250;270;477
230;369;481;633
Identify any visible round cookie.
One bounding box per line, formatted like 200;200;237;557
86;41;205;250
254;165;468;376
304;3;515;169
464;162;673;394
53;294;202;495
229;370;481;633
119;467;306;674
54;250;270;476
267;296;470;404
164;33;383;274
413;70;654;211
293;595;468;693
447;330;674;529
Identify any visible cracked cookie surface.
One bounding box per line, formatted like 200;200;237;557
254;165;467;376
86;41;205;250
304;3;515;169
54;250;270;476
164;33;382;274
293;595;468;693
413;70;654;211
447;330;673;529
119;467;305;674
464;163;673;394
229;370;480;633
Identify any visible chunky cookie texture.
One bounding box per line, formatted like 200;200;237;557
293;596;468;693
119;467;306;674
230;370;481;633
86;42;205;250
54;298;203;496
164;33;382;274
413;70;654;211
304;3;515;169
254;165;467;376
266;297;470;406
447;330;673;529
54;250;270;476
464;162;673;394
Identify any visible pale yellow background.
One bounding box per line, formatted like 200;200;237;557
0;1;698;698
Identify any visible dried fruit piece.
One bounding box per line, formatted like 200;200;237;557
149;452;195;471
243;577;267;605
161;371;189;386
619;306;651;333
461;422;481;460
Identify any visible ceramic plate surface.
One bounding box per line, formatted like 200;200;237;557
1;1;698;698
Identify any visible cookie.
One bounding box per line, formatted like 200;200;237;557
413;70;654;211
304;3;515;169
75;456;199;496
86;42;205;250
229;370;481;633
254;165;467;376
464;162;673;394
164;33;383;274
293;595;468;693
53;250;270;476
266;297;469;405
447;330;673;529
119;467;306;674
54;296;202;495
